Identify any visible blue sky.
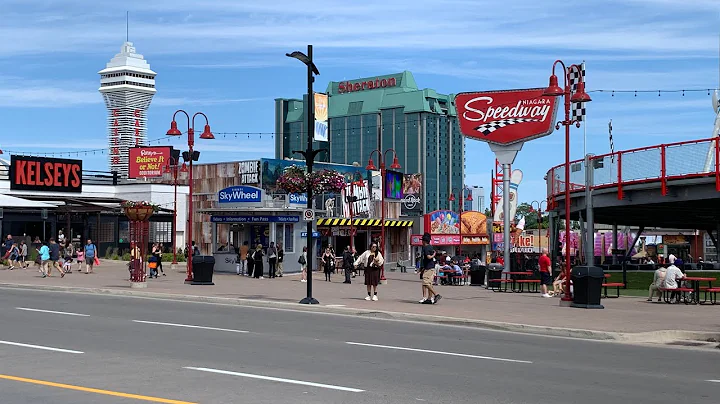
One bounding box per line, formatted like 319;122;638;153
1;0;719;205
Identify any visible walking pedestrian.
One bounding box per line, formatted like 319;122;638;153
48;238;64;278
253;244;265;279
267;242;278;279
19;241;28;268
354;243;384;301
84;239;97;274
342;246;353;284
38;241;50;278
7;242;19;270
157;243;166;276
276;242;284;277
539;247;553;298
76;248;85;272
63;241;75;274
299;246;308;282
419;233;441;304
238;241;249;275
247;244;255;278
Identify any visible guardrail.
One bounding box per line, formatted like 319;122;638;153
546;137;720;204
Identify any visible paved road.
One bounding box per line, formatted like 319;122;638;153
0;288;717;404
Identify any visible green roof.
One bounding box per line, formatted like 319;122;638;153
281;71;456;124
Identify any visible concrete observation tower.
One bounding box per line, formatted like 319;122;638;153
98;42;156;178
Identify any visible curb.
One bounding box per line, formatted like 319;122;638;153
2;282;718;344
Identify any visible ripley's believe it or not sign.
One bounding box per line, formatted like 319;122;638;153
10;155;83;193
128;146;170;179
455;88;559;145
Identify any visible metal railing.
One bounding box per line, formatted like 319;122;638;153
547;137;720;203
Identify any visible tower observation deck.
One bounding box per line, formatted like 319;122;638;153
98;42;156;178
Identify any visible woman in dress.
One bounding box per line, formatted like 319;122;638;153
299;246;308;282
354;243;384;301
322;247;334;282
253;244;265;279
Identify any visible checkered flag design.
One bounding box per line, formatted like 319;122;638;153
569;63;586;122
608;119;614;163
474;118;542;136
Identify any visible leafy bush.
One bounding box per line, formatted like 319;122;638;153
121;252;131;261
162;252;185;262
105;246;114;259
111;254;120;260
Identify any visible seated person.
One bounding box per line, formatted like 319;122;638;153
551;268;569;297
451;259;463;283
439;256;453;285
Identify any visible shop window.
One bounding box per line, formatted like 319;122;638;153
150;222;172;243
283;223;294;253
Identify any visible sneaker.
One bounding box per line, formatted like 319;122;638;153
541;293;551;298
365;296;372;301
300;279;307;283
433;294;442;304
419;298;427;303
646;298;653;302
260;276;264;279
372;295;378;301
421;299;433;304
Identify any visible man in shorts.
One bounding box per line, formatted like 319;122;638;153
539;247;553;297
420;233;442;304
84;239;97;274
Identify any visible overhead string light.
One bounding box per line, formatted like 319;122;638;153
589;88;720;96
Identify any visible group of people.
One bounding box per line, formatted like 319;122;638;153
235;241;284;279
647;254;688;302
2;234;98;278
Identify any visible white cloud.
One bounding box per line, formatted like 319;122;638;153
0;87;100;108
152;97;267;107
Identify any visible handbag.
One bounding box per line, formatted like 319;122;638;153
94;256;100;266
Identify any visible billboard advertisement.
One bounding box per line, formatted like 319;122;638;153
401;173;423;216
314;93;329;142
493;169;523;223
455;88;559;145
384;170;403;199
10;155;82;193
128;146;171;179
460;211;488;235
261;158;367;194
425;210;460;235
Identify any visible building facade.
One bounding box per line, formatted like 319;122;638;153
98;42;157;178
464;185;485;213
275;71;464;214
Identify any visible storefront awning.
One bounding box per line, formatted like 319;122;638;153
0;194;56;209
317;218;413;227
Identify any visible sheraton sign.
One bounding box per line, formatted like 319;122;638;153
10;155;82;193
455;88;559;145
338;77;397;93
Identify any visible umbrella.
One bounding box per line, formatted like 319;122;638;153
631;250;647;259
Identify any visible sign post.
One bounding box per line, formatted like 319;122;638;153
456;88;559;274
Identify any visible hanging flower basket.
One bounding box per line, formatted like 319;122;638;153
277;166;346;195
122;201;159;221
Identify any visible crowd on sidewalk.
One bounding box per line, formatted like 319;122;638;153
1;233;99;278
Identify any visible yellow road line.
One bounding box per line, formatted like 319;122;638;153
0;374;197;404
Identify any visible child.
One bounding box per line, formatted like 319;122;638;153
62;257;73;273
76;249;85;272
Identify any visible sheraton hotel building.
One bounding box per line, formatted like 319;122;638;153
274;71;465;215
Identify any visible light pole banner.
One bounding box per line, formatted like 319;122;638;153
314;93;328;142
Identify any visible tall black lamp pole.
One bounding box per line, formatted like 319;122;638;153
287;45;324;305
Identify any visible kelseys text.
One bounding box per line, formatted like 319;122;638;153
10;156;82;192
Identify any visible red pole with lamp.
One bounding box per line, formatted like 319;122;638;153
366;149;401;282
530;199;548;252
166;110;214;283
542;60;592;301
164;156;188;269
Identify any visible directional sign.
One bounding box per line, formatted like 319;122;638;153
303;209;315;222
301;231;321;238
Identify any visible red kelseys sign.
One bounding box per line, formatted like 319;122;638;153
10;155;82;193
455;88;559;145
338;77;397;93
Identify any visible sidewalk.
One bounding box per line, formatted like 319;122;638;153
1;261;719;342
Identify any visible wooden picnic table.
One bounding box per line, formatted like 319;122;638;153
682;277;716;304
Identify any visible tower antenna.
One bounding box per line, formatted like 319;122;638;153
126;11;129;42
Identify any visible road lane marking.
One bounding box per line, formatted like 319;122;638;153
0;340;83;354
132;320;248;333
16;307;90;317
325;304;346;307
0;374;196;403
707;380;720;383
345;342;533;364
184;367;364;393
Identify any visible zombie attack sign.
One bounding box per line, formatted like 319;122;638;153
10;155;82;193
455;88;559;145
128;146;171;179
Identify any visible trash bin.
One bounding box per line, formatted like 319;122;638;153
191;255;215;285
571;266;604;309
486;263;504;289
470;260;486;286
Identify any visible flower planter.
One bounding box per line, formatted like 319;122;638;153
124;206;155;221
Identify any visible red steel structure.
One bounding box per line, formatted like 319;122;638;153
366;149;401;281
164;157;188;266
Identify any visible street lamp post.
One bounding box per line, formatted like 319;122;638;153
449;188;473;256
166;110;214;284
164;153;188;270
530;200;548;252
287;45;323;305
543;60;592;301
366;149;401;282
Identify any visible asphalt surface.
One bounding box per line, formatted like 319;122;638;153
0;288;717;404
